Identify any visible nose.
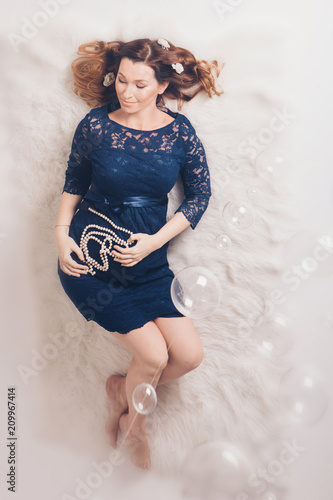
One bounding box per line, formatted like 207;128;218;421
122;85;134;100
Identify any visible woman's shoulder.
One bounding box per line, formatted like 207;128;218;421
176;111;198;140
73;103;110;134
158;105;197;133
85;103;109;121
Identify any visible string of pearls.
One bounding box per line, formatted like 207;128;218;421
79;207;134;276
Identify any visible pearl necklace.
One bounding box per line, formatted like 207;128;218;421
79;207;134;276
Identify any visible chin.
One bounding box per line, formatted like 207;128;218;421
122;108;137;115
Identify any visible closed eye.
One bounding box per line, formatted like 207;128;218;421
118;79;146;89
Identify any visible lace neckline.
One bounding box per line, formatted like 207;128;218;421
104;101;179;133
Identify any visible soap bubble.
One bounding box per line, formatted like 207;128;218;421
278;366;329;426
181;440;253;500
254;314;294;357
247;187;259;200
222;201;255;230
171;266;222;318
254;148;288;179
132;383;157;415
215;234;232;251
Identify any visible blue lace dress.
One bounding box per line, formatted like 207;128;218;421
57;100;211;334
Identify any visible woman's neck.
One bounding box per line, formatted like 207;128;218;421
109;104;172;131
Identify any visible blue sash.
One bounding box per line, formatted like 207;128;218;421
79;184;168;214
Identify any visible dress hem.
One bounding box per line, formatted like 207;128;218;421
89;311;186;335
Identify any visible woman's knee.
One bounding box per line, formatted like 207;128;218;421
135;334;169;372
111;321;169;372
176;342;204;372
143;348;169;372
187;344;204;370
155;317;204;373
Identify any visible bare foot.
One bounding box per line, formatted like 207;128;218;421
119;413;151;470
105;374;128;448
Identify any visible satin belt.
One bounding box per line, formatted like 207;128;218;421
79;195;168;214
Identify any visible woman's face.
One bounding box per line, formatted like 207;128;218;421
115;57;168;113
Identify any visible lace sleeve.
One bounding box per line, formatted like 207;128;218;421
62;114;92;196
174;120;212;230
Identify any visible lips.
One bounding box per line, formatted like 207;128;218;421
122;100;135;106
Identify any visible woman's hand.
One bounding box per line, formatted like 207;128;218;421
111;233;161;267
55;231;89;277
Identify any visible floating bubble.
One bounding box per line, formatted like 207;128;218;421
278;366;329;426
215;234;232;251
181;440;253;500
171;266;221;319
247;187;259;200
222;201;255;230
254;148;288;179
132;383;157;415
254;314;294;357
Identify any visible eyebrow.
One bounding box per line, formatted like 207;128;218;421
118;72;148;82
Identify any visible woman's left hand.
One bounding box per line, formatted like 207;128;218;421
111;233;161;267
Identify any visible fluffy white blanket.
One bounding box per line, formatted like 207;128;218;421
1;1;301;498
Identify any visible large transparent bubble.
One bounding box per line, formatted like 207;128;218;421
181;440;253;500
253;314;294;357
222;201;255;231
132;383;157;415
171;266;222;318
278;365;329;426
254;148;289;179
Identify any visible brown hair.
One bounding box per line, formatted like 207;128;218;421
70;38;225;109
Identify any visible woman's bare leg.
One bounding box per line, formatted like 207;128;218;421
153;316;204;385
106;316;203;454
106;320;168;469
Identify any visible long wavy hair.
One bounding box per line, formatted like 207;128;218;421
70;37;225;109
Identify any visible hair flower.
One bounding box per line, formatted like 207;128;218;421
172;62;184;74
157;38;170;50
103;72;115;87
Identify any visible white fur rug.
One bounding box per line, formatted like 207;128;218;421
1;1;301;498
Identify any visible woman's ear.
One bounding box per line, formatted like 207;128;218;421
159;81;169;94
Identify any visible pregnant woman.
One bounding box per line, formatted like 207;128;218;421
55;37;224;469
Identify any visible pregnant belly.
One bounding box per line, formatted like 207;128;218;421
68;207;169;284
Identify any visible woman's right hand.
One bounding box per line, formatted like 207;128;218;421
55;230;89;277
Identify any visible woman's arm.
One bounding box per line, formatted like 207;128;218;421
55;112;93;276
111;212;191;266
152;211;191;249
54;193;89;276
55;192;82;236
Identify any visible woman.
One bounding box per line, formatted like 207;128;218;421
55;37;224;470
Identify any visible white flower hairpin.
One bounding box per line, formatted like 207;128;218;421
171;62;184;74
157;38;170;50
157;39;184;74
103;72;115;87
